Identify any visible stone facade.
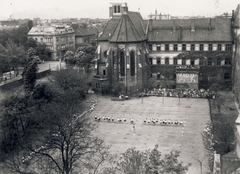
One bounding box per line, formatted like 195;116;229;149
28;23;75;60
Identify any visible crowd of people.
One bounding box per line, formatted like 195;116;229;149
141;88;217;99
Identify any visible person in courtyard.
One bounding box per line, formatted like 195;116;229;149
132;124;136;131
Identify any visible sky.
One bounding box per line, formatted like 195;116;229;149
0;0;239;20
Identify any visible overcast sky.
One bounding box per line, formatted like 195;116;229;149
0;0;239;20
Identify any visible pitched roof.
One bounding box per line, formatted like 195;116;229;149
98;11;146;42
74;27;97;37
98;19;120;41
148;18;232;42
109;12;146;42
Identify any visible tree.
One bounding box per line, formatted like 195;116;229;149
64;45;96;73
202;122;215;172
0;76;108;174
22;62;38;94
25;38;37;50
0;40;26;75
102;145;190;174
27;20;33;32
51;68;91;99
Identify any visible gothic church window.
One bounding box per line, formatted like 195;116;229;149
130;51;135;76
120;52;125;76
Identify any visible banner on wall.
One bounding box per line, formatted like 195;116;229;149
176;73;198;83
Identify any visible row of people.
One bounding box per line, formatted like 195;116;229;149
143;118;183;126
94;116;135;124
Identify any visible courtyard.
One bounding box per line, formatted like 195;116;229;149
89;95;210;174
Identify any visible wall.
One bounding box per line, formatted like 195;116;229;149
233;4;240;106
0;70;51;91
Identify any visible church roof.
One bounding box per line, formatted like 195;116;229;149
98;11;146;42
148;18;232;42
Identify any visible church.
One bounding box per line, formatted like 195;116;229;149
92;3;234;95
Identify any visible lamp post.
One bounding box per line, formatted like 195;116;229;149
162;89;164;105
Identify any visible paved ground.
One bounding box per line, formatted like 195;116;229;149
88;94;210;174
0;61;65;86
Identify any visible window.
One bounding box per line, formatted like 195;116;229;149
40;38;43;43
217;44;222;51
165;58;169;65
157;58;161;65
112;51;115;66
200;44;204;51
224;73;231;80
56;37;59;42
157;73;160;80
217;58;221;65
157;45;161;51
130;51;135;76
103;51;107;58
149;44;152;51
118;5;120;13
208;44;213;51
191;44;195;51
182;58;186;65
182;44;186;51
226;44;232;52
149;58;153;65
174;44;178;51
114;5;120;13
173;58;177;65
225;58;231;65
199;58;204;65
120;52;125;76
208;58;212;65
35;38;38;41
103;70;106;76
191;59;195;65
165;44;169;51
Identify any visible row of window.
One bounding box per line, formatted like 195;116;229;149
113;5;121;13
149;44;232;52
149;57;231;66
46;45;53;51
56;36;74;42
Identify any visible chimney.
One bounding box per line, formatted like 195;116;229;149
208;18;212;30
232;10;235;21
173;20;176;32
173;25;176;32
191;19;195;32
149;19;153;31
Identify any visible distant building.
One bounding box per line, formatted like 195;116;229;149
0;19;19;30
74;27;98;47
148;9;171;20
28;23;75;60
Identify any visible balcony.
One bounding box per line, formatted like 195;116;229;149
93;75;107;81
